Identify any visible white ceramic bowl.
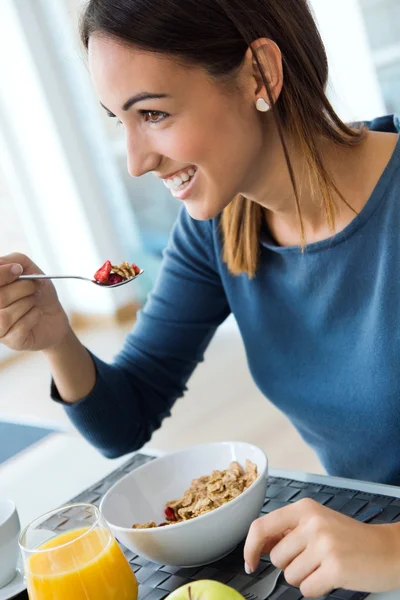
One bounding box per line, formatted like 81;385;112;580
100;441;268;567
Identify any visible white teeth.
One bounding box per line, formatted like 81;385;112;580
163;167;197;191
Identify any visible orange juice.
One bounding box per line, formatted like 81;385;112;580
25;527;138;600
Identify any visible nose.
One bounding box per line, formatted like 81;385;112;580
126;135;161;178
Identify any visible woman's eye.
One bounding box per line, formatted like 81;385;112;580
140;110;169;124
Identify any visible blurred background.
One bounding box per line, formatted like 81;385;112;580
0;0;398;473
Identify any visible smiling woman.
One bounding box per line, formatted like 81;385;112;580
80;0;368;276
1;0;400;596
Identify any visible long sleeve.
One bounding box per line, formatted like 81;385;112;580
51;208;231;457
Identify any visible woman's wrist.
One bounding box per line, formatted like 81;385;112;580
42;328;96;404
42;325;76;359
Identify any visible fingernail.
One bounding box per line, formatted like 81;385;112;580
10;264;23;276
245;562;253;574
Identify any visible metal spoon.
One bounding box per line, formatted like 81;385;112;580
18;270;144;288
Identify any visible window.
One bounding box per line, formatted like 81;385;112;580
359;0;400;115
0;169;32;258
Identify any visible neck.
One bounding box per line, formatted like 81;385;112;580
241;120;368;247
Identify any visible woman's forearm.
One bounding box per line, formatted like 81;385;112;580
42;328;96;403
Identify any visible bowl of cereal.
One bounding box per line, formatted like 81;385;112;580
99;441;268;566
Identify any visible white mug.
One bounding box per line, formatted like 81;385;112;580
0;500;20;588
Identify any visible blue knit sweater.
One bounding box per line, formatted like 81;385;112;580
53;115;400;485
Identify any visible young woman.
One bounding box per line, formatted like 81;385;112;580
1;0;399;595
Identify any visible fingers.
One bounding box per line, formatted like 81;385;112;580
0;252;34;282
0;253;30;269
0;260;40;306
0;294;40;338
0;254;45;351
0;253;42;287
283;549;320;589
0;262;24;286
0;304;43;351
0;280;39;309
298;564;336;598
244;499;350;597
244;505;300;572
269;528;306;570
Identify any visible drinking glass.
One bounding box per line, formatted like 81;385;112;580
19;503;138;600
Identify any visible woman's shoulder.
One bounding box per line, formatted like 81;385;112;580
361;115;400;199
360;113;400;134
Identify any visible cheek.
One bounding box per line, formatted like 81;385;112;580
158;126;212;164
159;111;260;184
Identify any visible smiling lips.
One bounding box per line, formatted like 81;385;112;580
162;166;197;191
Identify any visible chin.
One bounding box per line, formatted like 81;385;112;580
183;198;227;222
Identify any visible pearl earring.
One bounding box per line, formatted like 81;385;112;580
256;98;270;112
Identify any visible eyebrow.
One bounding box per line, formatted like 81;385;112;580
100;92;170;117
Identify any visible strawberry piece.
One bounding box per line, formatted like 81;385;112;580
108;273;125;285
131;263;141;275
94;260;112;284
164;506;177;522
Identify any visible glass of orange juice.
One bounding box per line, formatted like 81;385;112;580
19;503;138;600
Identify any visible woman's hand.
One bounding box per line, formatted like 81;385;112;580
0;253;71;352
244;498;400;598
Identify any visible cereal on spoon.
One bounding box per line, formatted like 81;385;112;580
94;260;141;286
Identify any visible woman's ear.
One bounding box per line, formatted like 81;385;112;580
246;38;283;106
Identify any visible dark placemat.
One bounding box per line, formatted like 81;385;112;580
30;452;400;600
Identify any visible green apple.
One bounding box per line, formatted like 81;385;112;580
165;579;245;600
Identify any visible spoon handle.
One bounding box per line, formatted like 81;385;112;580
19;275;93;282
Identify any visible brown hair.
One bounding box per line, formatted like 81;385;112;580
81;0;366;277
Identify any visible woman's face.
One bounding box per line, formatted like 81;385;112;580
89;36;271;220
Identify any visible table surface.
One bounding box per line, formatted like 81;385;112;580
1;432;399;600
